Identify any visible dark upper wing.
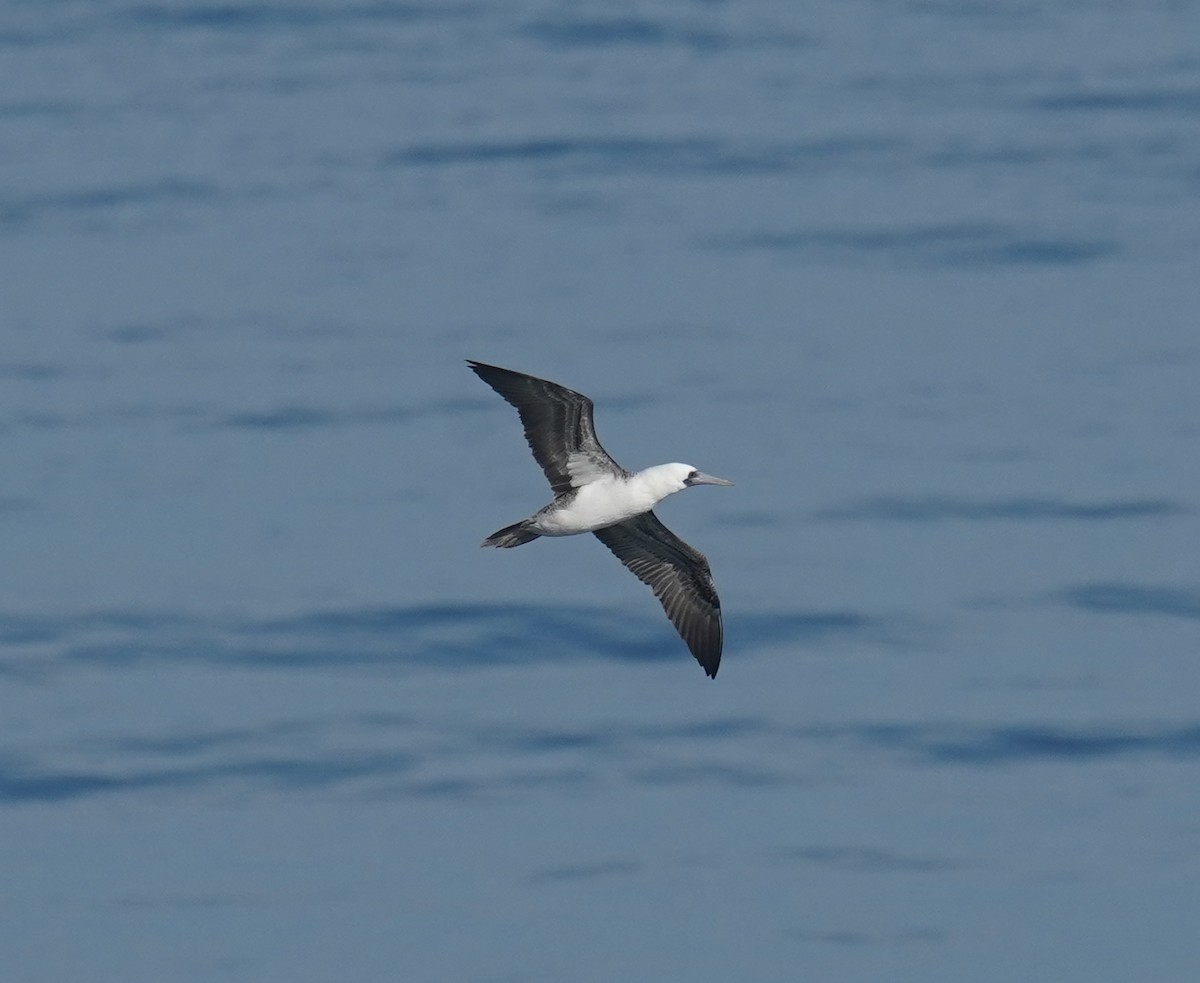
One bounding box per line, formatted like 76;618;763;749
592;511;723;678
467;360;625;496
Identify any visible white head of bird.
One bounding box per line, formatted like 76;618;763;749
637;463;735;502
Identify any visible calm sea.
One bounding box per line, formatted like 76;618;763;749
3;2;1200;980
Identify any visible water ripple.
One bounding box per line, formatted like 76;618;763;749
522;17;727;51
0;748;416;803
806;720;1200;764
519;16;807;53
778;846;959;873
0;604;882;677
723;222;1117;267
8;712;1197;806
1034;89;1200;114
121;1;473;31
1055;583;1200;620
0;179;218;228
816;496;1188;523
212;397;483;430
386;135;901;176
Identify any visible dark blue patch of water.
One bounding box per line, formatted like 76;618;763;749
817;496;1188;523
213;397;486;430
2;179;216;225
386;135;901;177
1034;89;1200;114
813;721;1200;764
779;846;959;873
0;749;417;804
1056;583;1200;620
521;17;728;52
1;603;879;676
121;1;467;32
723;222;1117;267
0;362;65;381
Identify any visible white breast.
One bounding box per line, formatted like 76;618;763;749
534;476;660;536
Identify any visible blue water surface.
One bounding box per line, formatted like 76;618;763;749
3;1;1200;981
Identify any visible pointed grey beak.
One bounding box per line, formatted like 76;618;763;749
686;471;734;487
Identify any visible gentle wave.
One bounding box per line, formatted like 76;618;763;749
0;603;880;676
0;179;218;229
1056;583;1200;620
6;712;1200;806
815;496;1189;523
386;135;902;176
720;223;1117;268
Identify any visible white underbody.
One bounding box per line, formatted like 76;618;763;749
532;467;681;536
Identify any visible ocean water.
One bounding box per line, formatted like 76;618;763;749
4;1;1200;980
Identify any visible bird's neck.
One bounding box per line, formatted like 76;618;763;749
628;465;685;507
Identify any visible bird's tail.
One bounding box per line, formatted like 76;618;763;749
482;519;541;548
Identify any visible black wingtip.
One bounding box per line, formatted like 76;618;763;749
466;359;528;390
466;359;509;372
694;646;720;678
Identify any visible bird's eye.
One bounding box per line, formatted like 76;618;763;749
686;470;699;481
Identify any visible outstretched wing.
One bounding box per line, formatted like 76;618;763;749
592;511;723;678
468;360;626;496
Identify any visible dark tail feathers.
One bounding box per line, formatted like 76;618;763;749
482;520;541;548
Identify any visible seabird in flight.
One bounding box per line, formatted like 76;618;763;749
467;360;733;678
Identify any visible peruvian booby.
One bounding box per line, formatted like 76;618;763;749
467;360;733;678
